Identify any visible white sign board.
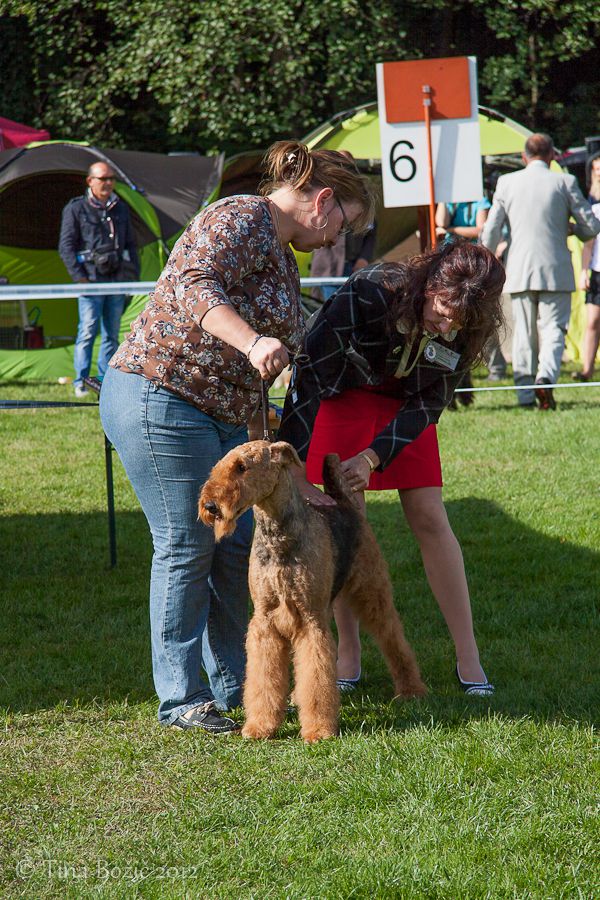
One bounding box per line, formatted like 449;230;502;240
376;57;483;208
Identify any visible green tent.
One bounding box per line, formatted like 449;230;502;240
303;102;531;157
0;142;222;380
302;102;531;259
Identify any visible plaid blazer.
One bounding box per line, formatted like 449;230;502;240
278;263;468;470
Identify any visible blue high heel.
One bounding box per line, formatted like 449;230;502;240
336;671;362;693
456;663;495;696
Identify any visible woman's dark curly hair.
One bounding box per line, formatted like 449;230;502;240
391;239;506;365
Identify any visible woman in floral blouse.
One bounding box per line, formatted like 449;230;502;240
100;141;375;733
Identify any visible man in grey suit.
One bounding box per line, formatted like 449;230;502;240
481;133;600;409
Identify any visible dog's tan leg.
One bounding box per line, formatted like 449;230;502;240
242;616;290;739
348;567;427;699
292;621;340;743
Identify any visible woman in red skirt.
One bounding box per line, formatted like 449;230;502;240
278;239;505;696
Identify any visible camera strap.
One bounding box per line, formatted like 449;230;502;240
101;210;118;250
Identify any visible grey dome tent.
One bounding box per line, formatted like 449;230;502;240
0;142;223;380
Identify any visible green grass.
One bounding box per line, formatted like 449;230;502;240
1;372;598;899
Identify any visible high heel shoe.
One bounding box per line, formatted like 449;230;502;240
336;671;361;693
455;663;495;697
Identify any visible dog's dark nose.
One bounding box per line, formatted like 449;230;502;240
204;500;220;515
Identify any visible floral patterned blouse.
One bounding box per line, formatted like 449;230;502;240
110;194;305;425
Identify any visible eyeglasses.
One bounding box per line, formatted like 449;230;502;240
335;196;353;236
92;176;115;182
429;297;463;331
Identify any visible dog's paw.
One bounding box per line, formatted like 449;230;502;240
301;727;338;744
395;681;428;699
241;722;277;740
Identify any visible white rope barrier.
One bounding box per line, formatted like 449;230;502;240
0;283;155;300
0;278;348;301
455;382;600;393
1;283;598;396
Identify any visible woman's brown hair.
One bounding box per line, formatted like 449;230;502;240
391;239;506;365
260;140;377;233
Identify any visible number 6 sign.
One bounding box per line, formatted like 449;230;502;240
389;141;417;183
376;57;483;209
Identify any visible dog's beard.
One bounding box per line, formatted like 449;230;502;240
199;484;246;542
212;514;239;541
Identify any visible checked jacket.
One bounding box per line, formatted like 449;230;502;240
277;263;469;471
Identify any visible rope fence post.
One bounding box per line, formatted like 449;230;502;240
104;434;117;569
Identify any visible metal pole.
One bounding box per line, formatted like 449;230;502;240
104;434;117;568
422;84;437;249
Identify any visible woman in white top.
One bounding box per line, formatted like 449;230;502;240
574;201;600;381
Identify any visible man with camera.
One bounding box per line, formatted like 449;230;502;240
59;161;139;397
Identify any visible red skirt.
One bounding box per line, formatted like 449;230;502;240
306;388;443;491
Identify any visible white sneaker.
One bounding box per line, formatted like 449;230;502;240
74;385;89;398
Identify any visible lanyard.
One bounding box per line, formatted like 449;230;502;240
393;334;431;378
260;381;271;441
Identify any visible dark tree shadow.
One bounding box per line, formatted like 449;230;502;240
340;496;599;731
1;499;598;729
0;511;154;713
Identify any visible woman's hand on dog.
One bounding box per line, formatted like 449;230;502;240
291;469;337;507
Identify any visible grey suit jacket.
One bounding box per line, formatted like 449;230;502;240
481;160;600;293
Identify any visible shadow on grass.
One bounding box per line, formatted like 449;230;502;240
354;495;599;730
1;500;598;729
0;511;154;714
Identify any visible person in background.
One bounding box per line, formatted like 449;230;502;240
279;240;506;697
435;198;501;399
481;133;600;410
100;141;375;734
573;200;600;381
59;162;139;398
310;221;378;302
435;199;490;243
586;153;600;204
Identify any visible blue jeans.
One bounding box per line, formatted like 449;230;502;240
74;294;125;387
320;262;352;301
100;367;252;724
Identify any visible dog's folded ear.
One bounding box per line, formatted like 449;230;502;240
269;441;302;468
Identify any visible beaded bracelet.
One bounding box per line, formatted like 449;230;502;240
246;334;265;359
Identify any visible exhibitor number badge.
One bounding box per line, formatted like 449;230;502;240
424;341;461;371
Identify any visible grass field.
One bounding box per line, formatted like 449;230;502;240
1;372;598;899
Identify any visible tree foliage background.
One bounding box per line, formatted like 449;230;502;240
2;0;599;155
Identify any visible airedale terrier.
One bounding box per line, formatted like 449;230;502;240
199;440;426;743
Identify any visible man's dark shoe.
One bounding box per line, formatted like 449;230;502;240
534;378;557;410
170;701;241;734
456;370;475;407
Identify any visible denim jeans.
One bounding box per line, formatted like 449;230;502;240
320;262;353;302
74;294;126;387
100;366;252;724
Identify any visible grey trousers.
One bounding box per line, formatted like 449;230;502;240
484;332;507;377
511;291;571;405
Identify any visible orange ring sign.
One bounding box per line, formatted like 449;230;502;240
376;56;483;210
383;57;472;123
